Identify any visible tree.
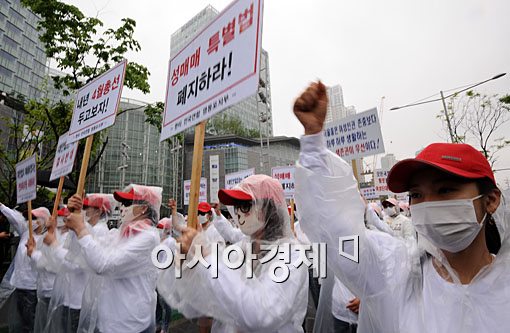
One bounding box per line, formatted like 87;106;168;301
438;90;510;167
0;0;151;206
206;113;261;138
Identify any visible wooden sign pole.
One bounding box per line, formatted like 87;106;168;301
68;134;94;213
49;176;65;232
351;159;359;186
187;121;207;229
290;198;295;232
27;200;33;240
76;135;94;197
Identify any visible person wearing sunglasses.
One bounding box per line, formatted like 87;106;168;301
64;184;161;333
158;174;308;332
292;81;509;332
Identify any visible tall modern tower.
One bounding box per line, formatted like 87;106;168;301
0;0;47;100
169;5;273;137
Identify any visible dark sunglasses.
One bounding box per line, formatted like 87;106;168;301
123;200;146;208
234;201;252;214
198;211;208;216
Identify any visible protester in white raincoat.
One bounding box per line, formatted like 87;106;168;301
0;203;48;332
82;193;115;244
381;197;415;240
26;207;69;333
157;174;308;332
197;201;224;245
292;81;510;333
43;195;115;333
365;202;394;235
65;184;161;333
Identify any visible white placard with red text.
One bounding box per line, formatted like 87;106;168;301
271;166;295;198
68;60;127;142
50;132;78;181
323;108;385;160
374;169;392;196
160;0;264;140
225;168;255;190
16;155;37;204
184;178;208;205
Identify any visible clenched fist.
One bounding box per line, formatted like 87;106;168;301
293;81;328;135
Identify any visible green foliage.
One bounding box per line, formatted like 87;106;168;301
21;0;150;95
207;113;261;138
438;90;510;168
0;0;151;206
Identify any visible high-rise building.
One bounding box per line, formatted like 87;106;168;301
169;5;273;137
325;84;362;179
325;84;356;123
0;0;47;100
183;134;300;204
381;153;398;170
85;98;174;213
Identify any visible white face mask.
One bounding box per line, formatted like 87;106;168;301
198;214;208;225
121;205;139;223
237;205;264;236
411;194;486;253
384;207;397;217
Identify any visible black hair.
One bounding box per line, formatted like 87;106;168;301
476;178;501;255
134;200;158;225
260;198;284;242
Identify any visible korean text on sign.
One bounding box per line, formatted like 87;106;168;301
225;168;255;190
16;155;37;204
161;0;264;140
271;166;296;198
323;108;385;160
68;60;127;143
50;132;78;181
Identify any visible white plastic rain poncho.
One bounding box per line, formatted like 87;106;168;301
44;226;89;332
295;133;510;333
76;184;161;333
0;204;45;290
0;205;48;331
157;175;308;332
83;193;116;243
44;196;117;333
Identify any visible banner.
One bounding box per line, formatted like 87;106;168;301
16;155;37;204
50;132;78;181
68;60;127;142
160;0;264;140
324;108;385;160
374;169;392;196
271;166;295;198
184;178;208;205
209;155;220;203
225;168;255;190
360;186;378;200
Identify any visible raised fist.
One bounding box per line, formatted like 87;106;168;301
293;81;328;135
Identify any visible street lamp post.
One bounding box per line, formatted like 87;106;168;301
390;73;506;143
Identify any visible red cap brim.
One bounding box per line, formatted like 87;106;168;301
218;189;253;206
113;190;135;203
387;158;489;193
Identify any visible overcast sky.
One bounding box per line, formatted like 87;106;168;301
65;0;510;188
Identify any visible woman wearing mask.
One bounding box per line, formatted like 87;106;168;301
0;204;49;332
292;81;509;332
157;174;308;332
65;184;161;333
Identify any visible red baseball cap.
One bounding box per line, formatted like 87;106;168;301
218;189;253;206
83;194;111;214
57;207;70;217
197;202;212;213
387;142;496;193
